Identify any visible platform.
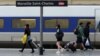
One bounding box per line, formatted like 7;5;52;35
0;49;99;56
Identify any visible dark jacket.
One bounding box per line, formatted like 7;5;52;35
84;25;89;38
24;28;30;36
55;29;64;38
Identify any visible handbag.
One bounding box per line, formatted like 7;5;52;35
85;38;90;46
21;34;27;44
74;28;79;35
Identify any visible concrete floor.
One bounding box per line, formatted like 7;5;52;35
0;49;99;56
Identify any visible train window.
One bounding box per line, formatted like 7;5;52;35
0;19;4;28
12;19;36;28
78;19;95;29
44;19;69;29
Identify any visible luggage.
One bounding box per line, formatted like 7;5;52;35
32;40;45;51
32;41;39;48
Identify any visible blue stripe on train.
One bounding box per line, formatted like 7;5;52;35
0;17;95;32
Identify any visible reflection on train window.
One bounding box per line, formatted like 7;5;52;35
45;19;69;29
78;19;95;29
0;19;4;28
12;19;36;28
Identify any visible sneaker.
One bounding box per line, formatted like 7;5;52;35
66;49;69;51
19;50;23;53
56;50;60;54
61;48;64;52
31;50;34;53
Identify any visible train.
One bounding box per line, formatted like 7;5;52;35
0;5;99;45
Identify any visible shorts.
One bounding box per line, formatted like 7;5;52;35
76;37;83;43
56;37;63;41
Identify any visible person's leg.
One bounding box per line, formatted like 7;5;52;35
56;41;61;53
76;38;79;49
81;43;85;50
56;37;64;53
56;37;63;49
56;41;62;49
84;38;88;50
77;37;83;50
59;41;64;52
88;37;93;49
79;38;84;50
56;41;64;53
19;43;26;52
28;40;34;53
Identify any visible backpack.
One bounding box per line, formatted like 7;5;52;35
74;27;79;35
55;29;64;37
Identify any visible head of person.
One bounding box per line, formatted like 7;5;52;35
56;24;61;29
86;22;91;26
25;24;29;29
79;22;83;27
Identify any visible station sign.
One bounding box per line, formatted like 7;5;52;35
16;1;68;7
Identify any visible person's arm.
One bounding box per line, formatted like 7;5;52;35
24;29;27;35
24;29;26;35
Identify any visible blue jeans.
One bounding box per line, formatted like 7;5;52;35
27;36;32;41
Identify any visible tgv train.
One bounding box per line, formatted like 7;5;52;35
0;5;99;44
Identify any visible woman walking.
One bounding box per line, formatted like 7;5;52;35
19;24;34;53
84;22;93;50
55;24;64;54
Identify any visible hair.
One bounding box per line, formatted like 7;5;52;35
85;22;91;27
26;24;29;28
79;22;83;25
56;24;61;29
87;22;91;25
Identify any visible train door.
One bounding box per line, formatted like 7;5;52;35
95;9;100;47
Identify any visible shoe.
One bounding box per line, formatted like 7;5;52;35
56;50;60;54
80;48;84;50
84;48;88;51
66;49;69;51
43;48;45;52
31;50;34;53
19;50;23;52
61;48;64;52
91;47;94;50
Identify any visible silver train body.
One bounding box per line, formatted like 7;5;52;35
0;5;100;43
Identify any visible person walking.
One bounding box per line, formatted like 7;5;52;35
76;22;85;50
84;22;93;50
19;24;34;53
55;24;64;54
